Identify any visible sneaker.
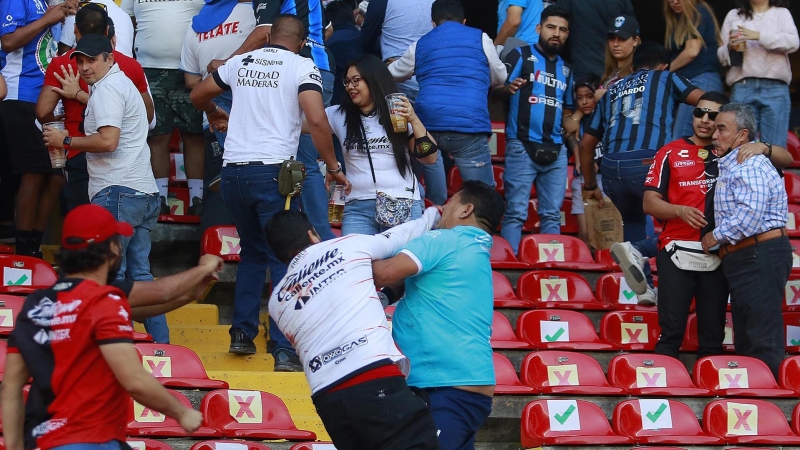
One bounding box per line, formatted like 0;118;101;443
159;196;170;216
0;224;14;244
637;286;658;306
229;328;257;355
610;241;648;295
273;349;303;372
187;197;203;216
208;175;221;193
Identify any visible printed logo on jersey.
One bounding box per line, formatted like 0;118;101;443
609;71;649;102
33;0;47;14
36;29;57;74
674;160;696;168
531;70;567;90
308;336;368;373
28;298;81;327
197;21;242;42
276;248;346;309
527;54;538;63
33;328;71;344
32;418;67;437
528;94;562;108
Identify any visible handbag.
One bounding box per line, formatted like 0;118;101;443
278;157;306;210
365;141;415;227
665;240;721;272
522;141;562;165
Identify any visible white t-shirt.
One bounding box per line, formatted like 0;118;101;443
179;2;255;80
60;0;135;58
121;0;203;69
84;64;158;199
269;207;441;394
213;46;322;165
326;106;421;201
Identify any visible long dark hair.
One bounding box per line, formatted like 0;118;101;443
337;54;410;177
736;0;789;20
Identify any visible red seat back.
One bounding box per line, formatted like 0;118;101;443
613;399;716;441
521;399;632;447
489;122;506;162
784;312;800;352
0;295;24;336
490;311;531;349
704;399;795;440
201;389;315;440
189;441;273;450
520;350;616;391
202;226;241;262
517;270;606;310
779;355;800;393
786;172;800;204
0;255;57;294
447;165;505;197
694;355;782;392
288;444;336;450
787;131;800;168
608;353;707;394
525;199;579;235
489;236;529;269
127;439;175;450
135;343;228;389
518;235;607;271
596;272;655;310
600;311;661;351
516;310;616;350
160;187;200;223
683;312;734;352
491;271;525;307
492;352;535;394
785;275;800;311
127;390;217;437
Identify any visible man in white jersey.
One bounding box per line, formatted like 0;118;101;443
189;14;349;369
59;0;134;57
264;208;440;449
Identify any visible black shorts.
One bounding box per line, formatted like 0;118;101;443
1;100;53;175
313;376;440;450
65;152;90;211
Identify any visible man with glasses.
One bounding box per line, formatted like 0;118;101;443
643;92;792;360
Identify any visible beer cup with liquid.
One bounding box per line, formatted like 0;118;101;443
385;93;407;133
328;184;346;224
44;121;67;169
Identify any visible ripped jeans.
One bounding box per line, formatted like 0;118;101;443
432;132;495;188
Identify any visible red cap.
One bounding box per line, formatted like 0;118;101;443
62;204;134;250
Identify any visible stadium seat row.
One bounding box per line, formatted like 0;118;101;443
125;440;335;450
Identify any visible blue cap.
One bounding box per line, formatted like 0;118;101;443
192;0;239;34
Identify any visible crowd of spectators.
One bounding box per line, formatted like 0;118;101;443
0;0;799;446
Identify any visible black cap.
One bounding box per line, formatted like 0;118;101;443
70;34;113;59
607;15;640;40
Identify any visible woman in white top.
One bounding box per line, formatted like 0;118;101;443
326;54;438;235
717;0;799;147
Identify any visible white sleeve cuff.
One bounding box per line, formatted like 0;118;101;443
399;249;423;276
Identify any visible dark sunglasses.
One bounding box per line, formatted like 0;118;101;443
79;1;107;10
692;107;719;120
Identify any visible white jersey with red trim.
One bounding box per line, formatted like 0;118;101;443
268;208;440;394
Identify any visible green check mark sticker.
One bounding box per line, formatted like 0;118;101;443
646;403;667;423
545;327;565;342
180;165;185;173
791;339;800;346
554;405;575;425
6;274;28;286
622;289;636;301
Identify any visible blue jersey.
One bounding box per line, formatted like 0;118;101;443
0;0;59;102
497;0;542;45
393;226;495;389
253;0;331;71
504;44;574;144
585;69;697;155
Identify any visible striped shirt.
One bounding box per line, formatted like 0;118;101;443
585;69;696;155
253;0;331;71
712;146;787;245
504;44;574;144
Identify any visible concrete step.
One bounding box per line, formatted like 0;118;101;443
165;304;219;326
205;371;311;395
133;323;269;353
200;353;274;371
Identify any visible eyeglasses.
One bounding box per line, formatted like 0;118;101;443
342;76;363;88
78;1;107;10
692;107;719;120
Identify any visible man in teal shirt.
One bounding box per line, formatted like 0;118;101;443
373;181;505;450
494;0;543;49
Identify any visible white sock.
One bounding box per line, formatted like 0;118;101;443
188;179;204;204
156;178;169;200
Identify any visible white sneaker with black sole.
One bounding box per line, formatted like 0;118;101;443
610;241;648;295
637;286;658;306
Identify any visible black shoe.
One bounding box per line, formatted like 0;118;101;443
229;328;257;355
160;196;170;216
188;197;203;216
273;349;302;372
0;224;15;244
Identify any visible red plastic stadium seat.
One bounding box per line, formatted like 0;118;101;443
595;272;656;311
126;439;175;450
0;255;57;295
785;275;800;311
682;312;735;352
784;312;800;353
135;344;229;389
524;199;579;235
159;187;200;224
788;210;800;237
520;351;624;395
703;399;800;444
516;270;612;310
202;226;241;262
607;353;711;397
613;399;723;444
0;244;12;254
788;131;800;168
169;153;187;186
127;390;219;437
492;271;531;308
787;171;800;205
793;239;800;273
489;236;530;269
133;332;154;342
791;403;800;436
594;248;620;271
518;235;608;271
521;399;633;447
491;311;532;349
779;355;800;394
693;355;795;397
489;122;506;163
168;128;181;152
516;310;618;351
493;352;536;394
288;444;336;450
447;165;505;197
189;440;272;450
0;340;6;381
600;311;661;351
0;295;24;336
201;389;316;440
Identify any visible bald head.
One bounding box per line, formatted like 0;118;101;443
270;14;307;52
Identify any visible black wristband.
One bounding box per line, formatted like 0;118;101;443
765;142;773;158
582;184;598;191
412;135;438;158
380;287;397;305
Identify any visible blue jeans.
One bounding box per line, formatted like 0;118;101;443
731;77;791;147
341;199;423;236
220;164;299;354
501;138;567;254
91;185;166;343
433;132;495;188
673;71;723;139
425;387;493;450
298;69;336;241
52;440;121;450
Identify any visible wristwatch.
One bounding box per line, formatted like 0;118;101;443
582;184;598;191
63;136;72;147
326;162;343;175
764;142;773;158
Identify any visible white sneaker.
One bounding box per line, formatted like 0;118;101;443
637;287;658;306
610;241;648;295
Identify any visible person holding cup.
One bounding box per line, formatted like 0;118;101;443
717;0;799;147
322;54;439;236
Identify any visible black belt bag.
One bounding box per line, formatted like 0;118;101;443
522;141;562;165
